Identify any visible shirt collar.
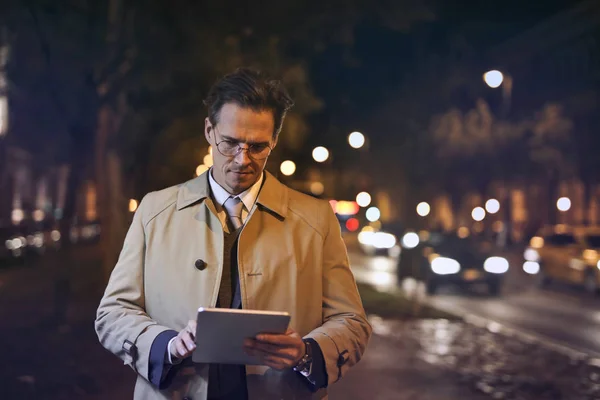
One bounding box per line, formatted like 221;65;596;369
208;169;264;211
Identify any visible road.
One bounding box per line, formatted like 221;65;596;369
348;249;600;359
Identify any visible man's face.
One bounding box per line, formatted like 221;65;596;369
205;103;276;195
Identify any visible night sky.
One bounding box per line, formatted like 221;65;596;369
308;0;584;145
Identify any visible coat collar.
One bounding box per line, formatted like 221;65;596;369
176;170;288;219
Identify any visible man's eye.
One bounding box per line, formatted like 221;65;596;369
222;140;238;148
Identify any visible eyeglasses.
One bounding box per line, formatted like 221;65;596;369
213;127;273;160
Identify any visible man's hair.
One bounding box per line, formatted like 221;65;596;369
203;68;295;140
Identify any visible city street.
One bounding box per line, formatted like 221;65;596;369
348;249;600;359
2;246;600;399
0;247;490;400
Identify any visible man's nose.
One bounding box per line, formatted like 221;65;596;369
234;147;252;165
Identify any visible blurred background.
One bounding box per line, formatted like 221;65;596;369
1;0;600;399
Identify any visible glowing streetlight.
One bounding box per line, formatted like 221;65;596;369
310;182;324;195
312;146;329;163
356;192;371;207
280;160;296;176
196;164;208;176
129;199;138;213
366;207;380;222
484;70;504;88
472;207;486;222
416;202;431;217
348;131;365;149
557;197;571;212
203;153;213;167
402;232;420;249
485;199;500;214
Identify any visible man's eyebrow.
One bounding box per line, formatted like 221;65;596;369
220;134;270;146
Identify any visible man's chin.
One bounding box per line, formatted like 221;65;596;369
228;173;256;192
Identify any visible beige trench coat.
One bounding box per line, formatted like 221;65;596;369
95;171;371;400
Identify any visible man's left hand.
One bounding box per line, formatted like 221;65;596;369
243;328;305;370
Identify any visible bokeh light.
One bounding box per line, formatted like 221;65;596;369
312;146;329;162
557;197;571;212
280;160;296;176
485;199;500;214
356;192;372;207
416;202;431;217
471;207;486;222
348;131;365;149
366;207;381;222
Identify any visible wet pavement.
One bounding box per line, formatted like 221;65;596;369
346;316;600;400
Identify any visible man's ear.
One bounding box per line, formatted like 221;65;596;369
204;117;212;142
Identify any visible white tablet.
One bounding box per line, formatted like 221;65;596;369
192;307;291;365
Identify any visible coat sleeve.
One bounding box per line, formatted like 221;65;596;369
305;203;372;386
94;193;173;382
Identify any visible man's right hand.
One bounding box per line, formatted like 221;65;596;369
169;319;197;360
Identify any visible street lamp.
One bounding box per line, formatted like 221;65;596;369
348;132;365;149
312;146;329;163
280;160;296;176
483;70;504;88
483;69;513;118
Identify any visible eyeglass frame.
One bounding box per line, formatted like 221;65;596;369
211;125;274;160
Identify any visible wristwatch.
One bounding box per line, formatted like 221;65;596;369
293;340;313;375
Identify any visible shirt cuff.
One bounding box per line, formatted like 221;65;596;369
166;337;183;365
148;329;178;389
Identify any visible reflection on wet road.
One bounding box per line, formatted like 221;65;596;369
349;250;600;358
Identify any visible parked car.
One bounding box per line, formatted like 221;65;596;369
0;225;27;265
398;231;509;295
523;225;600;294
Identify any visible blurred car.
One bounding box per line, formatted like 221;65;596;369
357;225;401;257
0;225;27;265
398;231;508;295
522;225;600;294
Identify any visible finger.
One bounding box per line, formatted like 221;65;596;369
252;342;296;359
255;333;295;346
187;320;197;337
175;340;190;358
182;332;196;351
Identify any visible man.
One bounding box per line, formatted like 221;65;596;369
95;68;371;400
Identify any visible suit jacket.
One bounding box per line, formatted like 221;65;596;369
95;171;372;399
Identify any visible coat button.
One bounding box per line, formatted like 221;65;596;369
195;259;207;270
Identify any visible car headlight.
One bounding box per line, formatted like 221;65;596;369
431;257;461;275
523;261;540;275
523;248;539;262
358;231;374;246
372;232;396;249
484;257;509;274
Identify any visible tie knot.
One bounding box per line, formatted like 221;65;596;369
224;196;244;219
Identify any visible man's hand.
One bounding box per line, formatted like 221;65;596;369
169;320;197;360
243;328;305;370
